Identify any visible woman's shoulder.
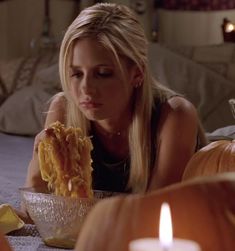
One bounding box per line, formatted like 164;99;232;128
160;96;198;127
50;92;67;108
154;91;197;117
167;96;196;113
45;92;67;127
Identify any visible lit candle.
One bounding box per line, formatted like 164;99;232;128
129;202;201;251
225;23;235;33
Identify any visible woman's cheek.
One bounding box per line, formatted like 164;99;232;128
68;85;80;105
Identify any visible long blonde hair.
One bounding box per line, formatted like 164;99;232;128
59;3;173;193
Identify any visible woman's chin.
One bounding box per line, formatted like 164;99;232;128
83;111;107;121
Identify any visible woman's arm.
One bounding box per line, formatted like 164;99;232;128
148;96;199;190
24;92;67;189
19;93;66;221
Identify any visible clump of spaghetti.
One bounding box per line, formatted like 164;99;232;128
38;121;93;198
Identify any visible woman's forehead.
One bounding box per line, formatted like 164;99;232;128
72;38;113;59
70;38;131;69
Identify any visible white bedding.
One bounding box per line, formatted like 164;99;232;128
206;125;235;141
0;40;235;251
148;43;235;132
0;133;33;210
0;43;234;136
0;124;234;251
0;133;71;250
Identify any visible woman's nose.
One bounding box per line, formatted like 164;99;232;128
81;74;96;94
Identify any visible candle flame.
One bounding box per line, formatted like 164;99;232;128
225;23;235;33
159;202;173;248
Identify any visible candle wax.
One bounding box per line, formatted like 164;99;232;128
129;238;201;251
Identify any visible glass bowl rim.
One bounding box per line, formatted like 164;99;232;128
19;187;121;201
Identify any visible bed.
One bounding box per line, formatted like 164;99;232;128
0;133;73;250
148;42;235;132
0;42;235;251
0;54;71;250
0;1;235;250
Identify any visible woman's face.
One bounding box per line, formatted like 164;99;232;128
68;38;137;122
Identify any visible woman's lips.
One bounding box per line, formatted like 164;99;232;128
79;101;102;109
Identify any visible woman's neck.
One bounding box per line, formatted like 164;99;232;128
92;120;130;159
94;123;127;138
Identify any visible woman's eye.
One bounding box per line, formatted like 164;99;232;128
71;72;82;78
97;70;113;78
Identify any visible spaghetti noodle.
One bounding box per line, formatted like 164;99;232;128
38;121;93;198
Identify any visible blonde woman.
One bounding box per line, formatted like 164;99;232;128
25;3;207;195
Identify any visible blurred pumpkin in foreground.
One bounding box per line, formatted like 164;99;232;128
75;174;235;251
183;140;235;181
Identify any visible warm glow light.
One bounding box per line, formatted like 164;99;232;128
225;23;235;32
129;201;201;251
159;202;173;248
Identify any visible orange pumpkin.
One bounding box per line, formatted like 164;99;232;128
75;174;235;251
0;231;12;251
183;140;235;181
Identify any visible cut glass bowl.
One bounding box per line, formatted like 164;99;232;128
20;187;117;248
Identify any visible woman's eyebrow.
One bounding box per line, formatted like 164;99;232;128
69;65;81;70
70;64;114;69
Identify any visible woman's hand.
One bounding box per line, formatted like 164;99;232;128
21;129;48;216
25;92;66;189
22;93;66;215
24;129;48;189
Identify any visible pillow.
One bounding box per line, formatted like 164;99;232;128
206;125;235;141
0;51;59;105
148;43;235;132
0;85;56;136
0;55;61;135
166;43;235;83
0;57;24;104
0;75;7;104
35;63;61;90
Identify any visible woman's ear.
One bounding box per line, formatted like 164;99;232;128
132;65;144;88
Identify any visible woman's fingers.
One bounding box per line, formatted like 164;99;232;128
33;129;47;154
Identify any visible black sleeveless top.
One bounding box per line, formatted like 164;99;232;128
90;134;131;193
90;99;162;193
90;95;202;193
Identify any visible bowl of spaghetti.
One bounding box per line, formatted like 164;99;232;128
20;187;116;248
21;122;121;248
